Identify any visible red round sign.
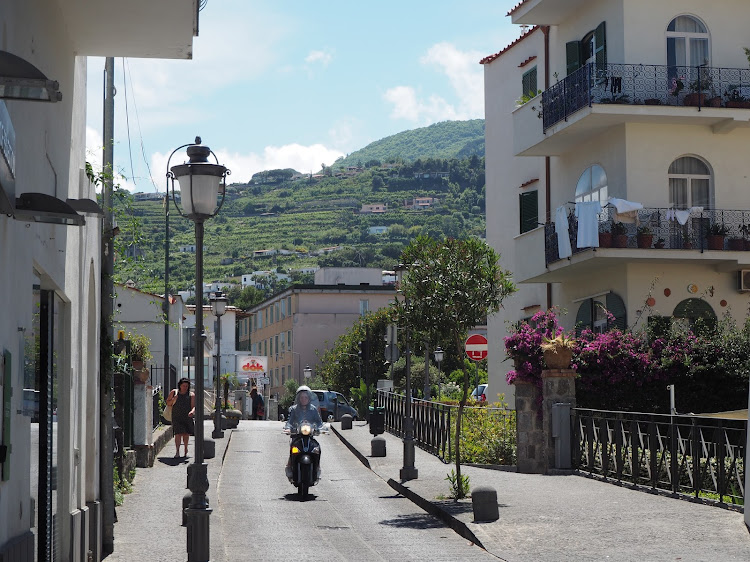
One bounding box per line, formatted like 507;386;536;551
465;334;488;361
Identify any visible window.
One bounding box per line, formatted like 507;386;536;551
567;21;606;76
667;15;709;70
288;330;292;349
359;299;369;316
280;331;286;352
519;190;538;234
287;296;292;315
521;67;537;98
269;337;274;357
575;292;626;334
575;164;608;204
281;298;286;319
668;156;711;209
281;366;285;385
673;298;716;332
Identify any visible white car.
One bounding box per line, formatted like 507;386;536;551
471;384;488;402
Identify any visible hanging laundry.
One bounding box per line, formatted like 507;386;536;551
555;206;573;259
610;76;622;94
575;201;602;248
608;197;643;225
667;206;704;225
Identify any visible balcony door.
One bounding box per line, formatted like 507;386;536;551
668;156;711;209
666;15;710;69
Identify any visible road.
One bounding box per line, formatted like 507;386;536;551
215;422;495;561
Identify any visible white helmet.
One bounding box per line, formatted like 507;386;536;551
296;385;311;394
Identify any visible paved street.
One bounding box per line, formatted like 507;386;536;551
106;421;493;561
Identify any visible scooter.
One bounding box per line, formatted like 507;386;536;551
286;421;322;500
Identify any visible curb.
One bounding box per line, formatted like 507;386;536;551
331;426;486;552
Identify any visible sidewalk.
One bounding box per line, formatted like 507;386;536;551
332;421;750;562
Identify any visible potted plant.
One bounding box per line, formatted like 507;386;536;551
739;224;750;250
598;227;612;248
541;334;576;370
724;85;750;109
706;222;729;250
610;221;629;248
636;226;653;248
684;70;713;106
654;238;666;249
127;331;153;383
669;76;684;100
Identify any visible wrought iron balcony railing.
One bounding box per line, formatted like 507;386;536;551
545;206;750;266
541;63;750;131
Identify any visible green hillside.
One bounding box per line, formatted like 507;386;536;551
113;121;487;301
336;119;484;168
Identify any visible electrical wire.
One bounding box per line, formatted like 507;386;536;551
124;58;159;193
121;58;137;189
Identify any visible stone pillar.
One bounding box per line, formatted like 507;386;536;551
513;381;545;474
132;383;153;446
542;369;576;472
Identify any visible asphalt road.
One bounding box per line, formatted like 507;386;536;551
216;422;495;561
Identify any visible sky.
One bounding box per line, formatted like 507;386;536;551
85;0;523;192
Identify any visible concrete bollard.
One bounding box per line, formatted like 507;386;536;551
371;436;386;457
341;414;353;430
204;439;216;459
471;486;499;522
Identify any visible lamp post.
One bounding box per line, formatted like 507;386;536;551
169;137;228;562
395;263;418;481
303;365;312;381
433;346;444;398
210;291;228;439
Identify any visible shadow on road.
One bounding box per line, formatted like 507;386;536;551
157;456;190;467
379;513;445;529
282;492;319;502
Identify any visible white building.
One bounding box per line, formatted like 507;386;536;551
314;267;385;286
241;270;291;289
0;1;199;559
183;305;242;389
113;284;185;392
484;1;750;410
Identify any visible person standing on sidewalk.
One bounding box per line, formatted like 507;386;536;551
250;387;264;420
166;377;195;457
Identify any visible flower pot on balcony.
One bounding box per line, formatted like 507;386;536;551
611;234;629;248
132;360;149;384
706;96;722;107
725;100;750;109
684;93;706;106
644;98;661;105
706;234;725;250
728;237;745;251
543;348;573;370
598;232;612;248
636;234;653;248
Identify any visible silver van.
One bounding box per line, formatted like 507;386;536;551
312;390;358;422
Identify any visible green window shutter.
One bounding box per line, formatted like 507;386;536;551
575;300;593;334
594;21;607;74
519;190;538;234
522;67;537;98
566;41;582;75
606;292;626;330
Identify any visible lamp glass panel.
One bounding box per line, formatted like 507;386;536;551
176;173;220;216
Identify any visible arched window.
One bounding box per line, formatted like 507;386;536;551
672;298;716;332
575;164;608;204
575;292;626;334
668;156;711;209
666;15;710;68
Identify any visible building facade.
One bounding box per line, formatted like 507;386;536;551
484;1;750;406
0;1;199;559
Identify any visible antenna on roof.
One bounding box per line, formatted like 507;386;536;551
520;24;529;33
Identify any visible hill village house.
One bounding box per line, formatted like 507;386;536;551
483;1;750;409
0;1;200;559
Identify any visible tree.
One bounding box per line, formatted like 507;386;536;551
396;236;515;496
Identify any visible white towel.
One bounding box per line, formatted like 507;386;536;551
575;201;602;248
608;197;643;214
669;206;704;225
555;206;572;259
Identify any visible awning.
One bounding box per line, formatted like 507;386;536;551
14;192;85;226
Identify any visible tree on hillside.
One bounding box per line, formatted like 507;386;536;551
224;285;265;311
396;235;515;497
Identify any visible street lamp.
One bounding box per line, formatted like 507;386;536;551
210;291;228;439
303;365;312;380
169;137;228;562
395;263;418;481
433;346;444;398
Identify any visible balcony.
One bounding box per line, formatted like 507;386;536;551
514;63;750;156
518;207;750;284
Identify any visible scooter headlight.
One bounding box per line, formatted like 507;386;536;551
300;422;313;436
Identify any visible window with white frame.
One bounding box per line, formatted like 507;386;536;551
359;299;369;315
667;15;709;69
668;156;711;209
575;164;608;204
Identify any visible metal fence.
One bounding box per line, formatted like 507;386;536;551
542;62;750;131
573;408;746;506
545;206;750;265
377;390;516;465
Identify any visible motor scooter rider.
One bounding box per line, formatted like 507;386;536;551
285;386;323;479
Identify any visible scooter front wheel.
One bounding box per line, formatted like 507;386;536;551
298;482;308;501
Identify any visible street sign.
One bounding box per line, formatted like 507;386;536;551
465;334;488;361
257;376;270;385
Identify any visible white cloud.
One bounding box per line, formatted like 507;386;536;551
151;143;345;186
384;42;484;125
305;49;333;67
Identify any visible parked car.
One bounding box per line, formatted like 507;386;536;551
471;384;488;402
312;390;358;421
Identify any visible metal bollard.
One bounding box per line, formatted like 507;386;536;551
341;413;353;430
371;436;386;457
471;486;499;522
